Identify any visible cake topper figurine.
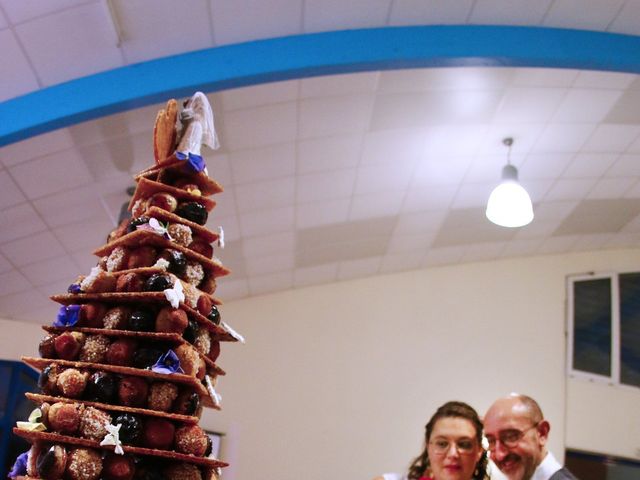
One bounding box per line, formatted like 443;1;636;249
176;92;219;160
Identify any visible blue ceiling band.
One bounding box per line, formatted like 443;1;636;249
1;25;639;147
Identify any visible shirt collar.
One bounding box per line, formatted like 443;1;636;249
531;452;563;480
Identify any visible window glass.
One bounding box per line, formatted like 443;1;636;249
573;278;611;376
618;273;640;387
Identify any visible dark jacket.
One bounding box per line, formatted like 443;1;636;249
549;467;579;480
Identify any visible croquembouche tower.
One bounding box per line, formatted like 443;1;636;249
8;92;243;480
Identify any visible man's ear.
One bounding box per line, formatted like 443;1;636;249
537;420;550;446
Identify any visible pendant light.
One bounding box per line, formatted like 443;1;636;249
485;137;534;228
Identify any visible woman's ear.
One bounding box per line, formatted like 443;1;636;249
475;448;483;467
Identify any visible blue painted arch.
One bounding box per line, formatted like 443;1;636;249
1;25;640;147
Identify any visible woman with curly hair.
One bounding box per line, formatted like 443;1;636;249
374;401;490;480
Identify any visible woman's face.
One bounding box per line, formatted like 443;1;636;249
427;417;483;480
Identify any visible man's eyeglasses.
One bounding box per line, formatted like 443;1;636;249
429;439;477;455
486;423;539;450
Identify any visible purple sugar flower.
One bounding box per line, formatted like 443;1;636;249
53;304;81;327
8;451;29;478
151;349;184;374
67;283;82;294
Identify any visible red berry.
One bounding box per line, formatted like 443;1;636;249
80;303;107;328
106;338;138;366
118;376;149;408
155;307;188;334
102;454;135;480
54;332;82;360
142;418;175;450
196;294;212;317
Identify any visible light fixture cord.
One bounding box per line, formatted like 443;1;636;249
503;137;514;166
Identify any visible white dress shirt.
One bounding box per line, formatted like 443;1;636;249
531;452;563;480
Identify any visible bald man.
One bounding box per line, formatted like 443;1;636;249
484;394;578;480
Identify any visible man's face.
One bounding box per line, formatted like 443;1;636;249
483;399;548;480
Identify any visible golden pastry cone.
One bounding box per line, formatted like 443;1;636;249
153;99;178;164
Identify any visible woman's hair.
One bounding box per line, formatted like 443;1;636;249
407;401;489;480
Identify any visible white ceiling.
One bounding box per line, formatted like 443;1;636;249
1;0;640;324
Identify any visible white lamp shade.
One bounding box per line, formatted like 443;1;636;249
486;180;534;228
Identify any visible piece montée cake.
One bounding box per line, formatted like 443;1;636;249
8;92;244;480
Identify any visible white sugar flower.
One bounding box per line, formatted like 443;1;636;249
217;226;225;249
100;422;124;455
136;217;173;241
164;279;185;309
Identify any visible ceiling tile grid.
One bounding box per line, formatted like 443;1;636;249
0;289;51;319
389;0;476;26
229;143;296;184
542;0;627;30
0;5;7;28
0;230;67;267
9;148;93;199
537;234;580;254
14;2;125;86
3;1;640;320
293;262;339;288
222;102;298;150
402;184;458;213
468;0;553;25
20;254;82;287
587;177;637;199
422;245;466;267
0;28;40;101
295;198;351;229
210;0;303;46
0;129;75;167
113;0;214;64
380;250;426;273
299;94;375;139
220;81;299;112
0;252;12;274
0;170;26;208
501;238;544;257
215;277;250;300
248;270;294;296
349;190;405;221
0;269;31;297
608;0;640;35
0;202;48;244
582;125;640;153
0;0;91;24
337;256;382;281
551;89;624;123
303;0;391;32
297;134;362;174
296;168;357;203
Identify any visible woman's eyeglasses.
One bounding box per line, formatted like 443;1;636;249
429;439;477;455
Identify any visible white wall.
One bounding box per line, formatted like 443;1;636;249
3;248;640;479
202;248;640;480
566;380;640;460
0;317;43;359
